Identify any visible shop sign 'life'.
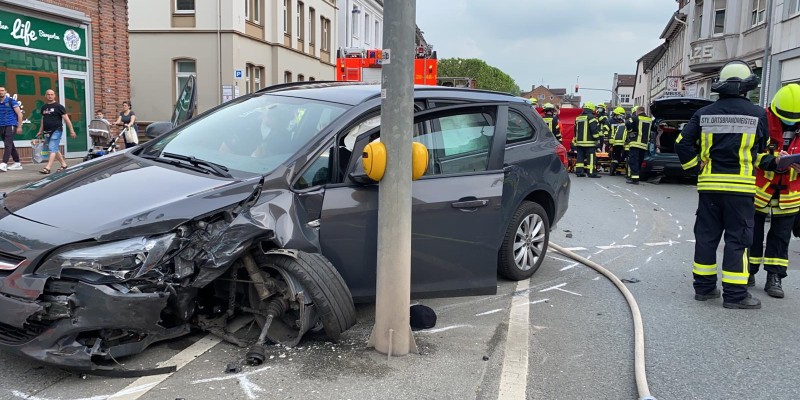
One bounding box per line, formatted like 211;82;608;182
0;9;86;57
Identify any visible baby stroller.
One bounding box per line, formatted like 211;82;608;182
84;119;124;161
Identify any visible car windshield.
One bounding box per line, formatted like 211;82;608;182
139;94;348;175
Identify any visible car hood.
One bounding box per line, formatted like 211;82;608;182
2;153;261;239
650;97;713;120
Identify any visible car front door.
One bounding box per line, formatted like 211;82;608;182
319;104;508;301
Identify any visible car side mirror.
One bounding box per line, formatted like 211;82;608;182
145;121;173;139
349;170;376;185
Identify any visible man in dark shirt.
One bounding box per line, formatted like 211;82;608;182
37;89;76;174
0;87;23;172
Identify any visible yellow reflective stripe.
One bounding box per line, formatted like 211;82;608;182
698;173;756;183
682;156;699;170
773;206;800;215
697;182;756;193
701;132;713;171
739;133;755;177
749;257;763;265
722;271;749;284
763;258;789;267
693;262;717;275
676;133;685;143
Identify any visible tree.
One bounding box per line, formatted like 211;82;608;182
437;58;520;94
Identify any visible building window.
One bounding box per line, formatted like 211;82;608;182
254;67;262;91
176;0;195;13
245;0;250;20
245;64;251;94
175;59;196;100
549;96;554;100
364;13;371;44
321;17;330;51
375;21;380;47
789;0;800;16
309;8;316;45
298;2;304;40
619;94;631;103
351;6;359;38
538;94;545;100
694;2;703;39
285;71;292;83
283;0;289;34
298;74;305;82
751;0;766;26
309;77;316;81
713;0;725;35
253;0;261;24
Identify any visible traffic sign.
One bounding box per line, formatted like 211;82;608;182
234;69;243;79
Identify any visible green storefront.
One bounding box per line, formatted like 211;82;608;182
0;7;90;157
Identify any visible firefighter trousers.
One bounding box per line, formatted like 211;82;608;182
627;148;644;181
749;208;796;279
575;146;596;176
610;146;626;175
692;193;754;302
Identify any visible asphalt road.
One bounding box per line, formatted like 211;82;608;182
1;173;799;400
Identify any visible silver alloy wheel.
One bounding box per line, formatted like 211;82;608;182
513;213;546;271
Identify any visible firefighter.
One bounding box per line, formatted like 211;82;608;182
624;106;653;184
749;83;800;298
529;98;538;109
595;103;611;151
573;102;601;178
542;102;562;142
675;60;774;309
609;106;628;176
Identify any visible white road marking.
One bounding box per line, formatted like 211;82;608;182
657;250;664;255
528;299;549;305
560;262;579;271
668;212;673;217
539;283;582;296
661;207;666;211
11;385;156;400
418;324;472;334
678;226;684;231
628;267;639;272
635;221;639;226
677;234;682;239
644;197;650;201
610;241;617;246
653;202;658;206
646;256;652;263
595;183;616;194
192;366;273;399
498;279;530;399
633;228;638;232
476;309;504;316
593;277;601;281
644;240;679;246
547;255;573;263
623;234;630;240
687;239;696;243
675;220;680;224
108;317;252;400
596;244;636;250
594;249;604;255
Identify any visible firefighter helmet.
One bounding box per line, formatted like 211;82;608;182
770;83;800;123
543;102;555;110
613;106;625;115
529;98;538;105
711;60;759;96
596;103;606;111
583;101;595;110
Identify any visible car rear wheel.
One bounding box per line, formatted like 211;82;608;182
250;252;356;345
498;201;550;280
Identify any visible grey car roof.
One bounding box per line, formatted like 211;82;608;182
262;81;521;107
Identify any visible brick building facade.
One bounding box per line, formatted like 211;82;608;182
0;0;130;162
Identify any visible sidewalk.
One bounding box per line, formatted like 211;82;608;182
0;157;84;193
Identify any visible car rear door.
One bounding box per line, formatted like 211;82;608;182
319;104;508;301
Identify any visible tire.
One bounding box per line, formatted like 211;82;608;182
498;201;550;280
254;252;356;342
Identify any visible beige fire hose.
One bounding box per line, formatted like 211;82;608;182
548;242;656;400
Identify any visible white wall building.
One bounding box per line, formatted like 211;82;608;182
337;0;383;51
129;0;337;122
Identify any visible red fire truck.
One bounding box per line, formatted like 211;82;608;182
335;46;438;85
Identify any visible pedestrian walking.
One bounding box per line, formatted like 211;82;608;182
0;87;23;172
37;89;76;174
573;102;601;178
675;60;775;309
749;83;800;298
113;101;137;148
624;106;653;184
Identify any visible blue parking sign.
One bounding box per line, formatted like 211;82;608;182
234;69;243;79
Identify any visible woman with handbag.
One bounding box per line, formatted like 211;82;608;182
114;101;138;148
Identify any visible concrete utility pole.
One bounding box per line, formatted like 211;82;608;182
368;0;418;356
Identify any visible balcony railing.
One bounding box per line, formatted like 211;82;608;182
687;34;739;73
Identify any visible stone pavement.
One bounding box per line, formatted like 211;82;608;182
0;158;84;193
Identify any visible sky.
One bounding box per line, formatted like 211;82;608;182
415;0;679;105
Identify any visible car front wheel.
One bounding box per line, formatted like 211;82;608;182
498;201;550;280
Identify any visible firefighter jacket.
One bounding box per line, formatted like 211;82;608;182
573;109;600;148
609;116;627;146
675;95;772;195
597;112;611;141
625;113;653;150
543;113;562;142
754;108;800;211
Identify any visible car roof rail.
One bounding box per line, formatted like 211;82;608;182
256;81;365;94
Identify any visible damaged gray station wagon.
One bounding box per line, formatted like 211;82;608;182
0;82;569;374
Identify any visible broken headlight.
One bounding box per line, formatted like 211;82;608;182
39;234;176;280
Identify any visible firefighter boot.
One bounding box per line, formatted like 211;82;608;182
609;162;617;176
723;292;762;309
694;288;720;301
765;273;784;298
747;274;756;287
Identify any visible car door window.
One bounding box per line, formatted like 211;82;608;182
426;112;495;175
294;144;334;190
506;110;536;144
